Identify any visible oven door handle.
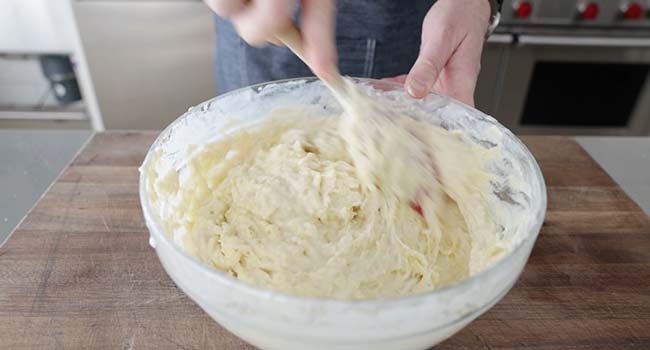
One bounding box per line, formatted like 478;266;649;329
518;35;650;48
487;34;514;44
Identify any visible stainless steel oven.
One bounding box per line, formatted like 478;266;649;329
485;0;650;135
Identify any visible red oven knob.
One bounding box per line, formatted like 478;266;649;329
621;2;643;20
580;2;600;20
514;1;533;19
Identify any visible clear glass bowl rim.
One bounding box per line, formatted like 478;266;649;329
139;76;547;307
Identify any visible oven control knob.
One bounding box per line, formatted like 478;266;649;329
579;2;600;20
621;2;643;20
514;1;533;19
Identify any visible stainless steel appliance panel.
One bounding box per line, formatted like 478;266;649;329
476;37;512;116
496;38;650;135
501;0;650;28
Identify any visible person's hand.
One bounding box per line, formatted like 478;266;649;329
205;0;338;78
385;0;490;106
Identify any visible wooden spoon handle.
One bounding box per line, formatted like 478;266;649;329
275;23;343;89
275;23;308;63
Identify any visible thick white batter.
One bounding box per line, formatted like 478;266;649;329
146;111;510;299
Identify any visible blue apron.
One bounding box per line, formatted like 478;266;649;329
215;0;435;94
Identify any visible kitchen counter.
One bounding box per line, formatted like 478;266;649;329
577;137;650;215
1;132;648;349
0;129;92;246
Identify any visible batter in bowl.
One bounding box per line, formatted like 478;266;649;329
146;108;510;300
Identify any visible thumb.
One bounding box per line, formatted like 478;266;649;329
406;23;457;99
405;54;443;98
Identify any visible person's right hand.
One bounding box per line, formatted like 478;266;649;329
205;0;338;79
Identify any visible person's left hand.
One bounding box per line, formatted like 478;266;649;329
384;0;490;106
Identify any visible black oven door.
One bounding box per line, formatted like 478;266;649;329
495;36;650;135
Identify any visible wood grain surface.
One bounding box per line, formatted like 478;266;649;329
1;132;649;349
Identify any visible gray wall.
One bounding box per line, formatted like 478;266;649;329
74;0;217;130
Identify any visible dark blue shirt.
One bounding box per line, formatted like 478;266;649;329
215;0;435;94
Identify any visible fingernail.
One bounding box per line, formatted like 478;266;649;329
407;77;426;98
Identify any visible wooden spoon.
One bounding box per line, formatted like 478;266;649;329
276;24;437;219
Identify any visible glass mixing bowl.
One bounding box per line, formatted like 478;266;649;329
139;78;547;350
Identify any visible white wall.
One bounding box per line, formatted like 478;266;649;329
0;0;77;54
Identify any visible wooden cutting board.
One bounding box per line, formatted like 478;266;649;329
1;132;649;349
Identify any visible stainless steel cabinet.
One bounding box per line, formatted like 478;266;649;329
74;0;216;129
495;38;650;135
